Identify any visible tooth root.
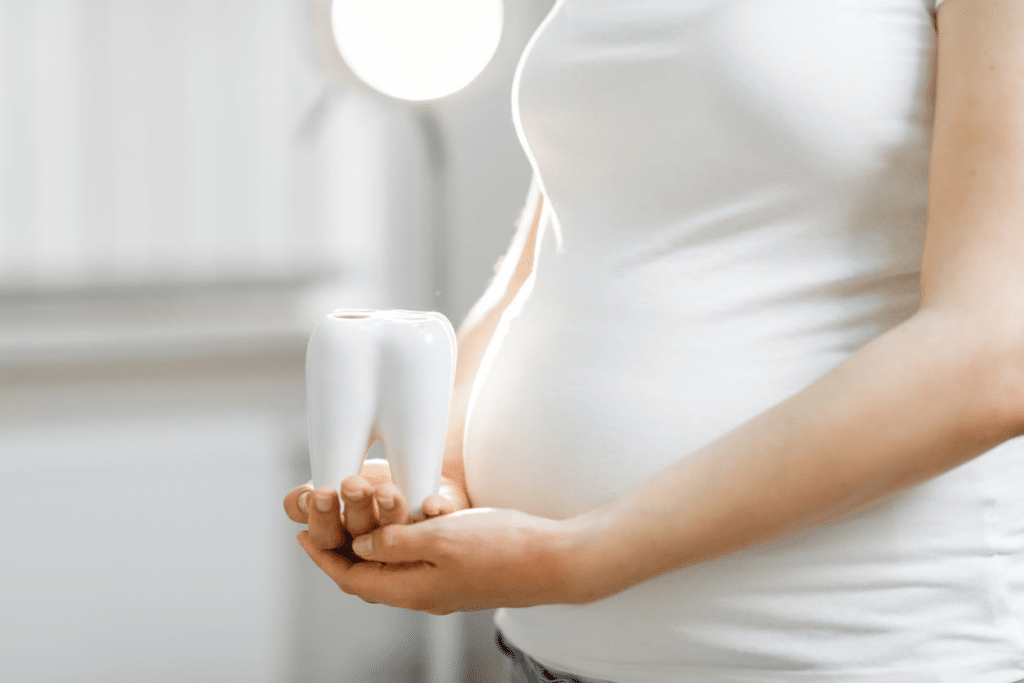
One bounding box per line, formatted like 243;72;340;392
375;312;456;519
305;312;380;491
306;310;456;516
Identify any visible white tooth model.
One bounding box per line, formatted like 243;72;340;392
305;309;457;519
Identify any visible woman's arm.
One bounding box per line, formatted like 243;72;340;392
568;0;1024;600
298;0;1024;612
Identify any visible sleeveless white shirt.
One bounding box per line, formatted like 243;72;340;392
463;1;1024;680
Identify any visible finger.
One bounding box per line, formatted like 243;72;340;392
302;534;435;607
341;475;378;537
421;494;455;518
309;487;346;549
375;483;410;527
438;477;471;511
351;519;439;564
283;481;314;523
358;458;394;487
296;530;358;588
298;531;401;603
343;556;434;607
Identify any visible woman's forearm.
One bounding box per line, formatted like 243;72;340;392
565;307;1024;602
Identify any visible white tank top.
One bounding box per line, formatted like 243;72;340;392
463;1;1024;680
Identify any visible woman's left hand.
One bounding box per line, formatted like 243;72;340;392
296;507;597;614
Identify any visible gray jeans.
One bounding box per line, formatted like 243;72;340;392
496;630;1024;683
496;630;616;683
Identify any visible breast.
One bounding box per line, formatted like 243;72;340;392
514;0;937;248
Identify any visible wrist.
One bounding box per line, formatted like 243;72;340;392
545;508;624;605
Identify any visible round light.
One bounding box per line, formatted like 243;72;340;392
331;0;503;103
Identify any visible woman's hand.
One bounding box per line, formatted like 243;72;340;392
295;507;597;615
283;459;471;553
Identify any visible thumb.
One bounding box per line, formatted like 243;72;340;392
351;521;437;563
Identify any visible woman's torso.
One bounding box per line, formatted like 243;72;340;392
463;1;1024;680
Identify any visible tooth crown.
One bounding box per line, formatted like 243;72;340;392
305;309;457;519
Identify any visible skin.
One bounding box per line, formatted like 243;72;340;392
281;460;468;550
285;0;1024;616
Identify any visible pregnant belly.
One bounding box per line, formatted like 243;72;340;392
462;294;846;520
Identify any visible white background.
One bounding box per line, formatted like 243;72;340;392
0;1;553;681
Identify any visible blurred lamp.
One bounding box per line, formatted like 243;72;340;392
310;0;504;103
305;0;506;318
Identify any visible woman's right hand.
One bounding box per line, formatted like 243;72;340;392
283;459;470;554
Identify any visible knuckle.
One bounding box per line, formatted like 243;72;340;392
310;530;339;550
375;482;401;502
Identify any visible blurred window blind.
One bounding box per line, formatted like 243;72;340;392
0;0;353;293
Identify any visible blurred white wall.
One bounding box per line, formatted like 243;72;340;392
0;0;552;682
1;0;343;290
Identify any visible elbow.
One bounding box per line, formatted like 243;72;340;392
983;342;1024;441
913;306;1024;445
954;318;1024;444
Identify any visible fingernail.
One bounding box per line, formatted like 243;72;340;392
377;495;395;511
315;492;332;512
298;492;310;514
353;535;372;557
344;488;365;502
